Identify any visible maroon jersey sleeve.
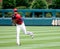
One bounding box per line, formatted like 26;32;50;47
12;15;16;20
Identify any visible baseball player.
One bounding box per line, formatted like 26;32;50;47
12;8;34;46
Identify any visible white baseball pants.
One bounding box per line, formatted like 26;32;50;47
16;22;33;45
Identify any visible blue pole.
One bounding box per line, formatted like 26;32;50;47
32;12;35;18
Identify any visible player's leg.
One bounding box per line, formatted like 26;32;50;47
21;22;34;38
16;24;21;46
27;31;34;39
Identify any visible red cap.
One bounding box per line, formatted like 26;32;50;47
13;8;18;12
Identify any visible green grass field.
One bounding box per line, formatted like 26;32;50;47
0;26;60;49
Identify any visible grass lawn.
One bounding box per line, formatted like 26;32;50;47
0;26;60;49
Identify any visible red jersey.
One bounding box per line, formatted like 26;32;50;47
12;13;23;25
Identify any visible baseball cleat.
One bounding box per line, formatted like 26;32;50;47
31;34;34;39
16;43;21;46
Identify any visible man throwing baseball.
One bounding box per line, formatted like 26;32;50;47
12;8;34;46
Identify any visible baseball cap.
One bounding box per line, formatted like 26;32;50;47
13;8;18;12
